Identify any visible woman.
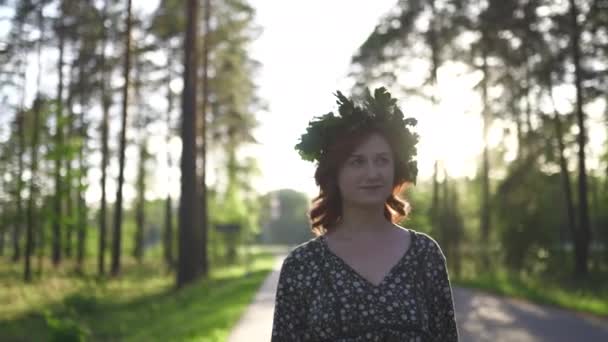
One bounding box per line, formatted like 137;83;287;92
271;88;458;341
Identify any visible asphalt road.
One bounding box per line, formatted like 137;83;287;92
228;256;608;342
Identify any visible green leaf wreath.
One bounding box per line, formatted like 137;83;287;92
294;87;419;183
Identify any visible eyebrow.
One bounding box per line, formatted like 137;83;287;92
349;152;390;158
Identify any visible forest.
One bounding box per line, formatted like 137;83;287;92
0;0;606;340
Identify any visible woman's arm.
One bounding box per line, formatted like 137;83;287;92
271;253;308;342
423;238;459;341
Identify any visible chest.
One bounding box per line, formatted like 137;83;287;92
324;237;408;287
305;238;429;339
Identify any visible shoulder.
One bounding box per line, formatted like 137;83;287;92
280;237;323;271
277;238;323;291
409;229;445;259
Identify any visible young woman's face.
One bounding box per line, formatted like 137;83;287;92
337;133;395;207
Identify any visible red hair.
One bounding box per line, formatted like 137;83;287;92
308;127;413;236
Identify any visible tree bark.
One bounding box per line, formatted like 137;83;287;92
134;141;146;262
64;76;75;260
52;6;66;266
111;0;133;276
98;0;111;276
164;58;174;269
548;76;578;272
480;33;491;267
25;98;41;282
13;111;25;262
76;48;88;271
24;6;45;282
178;0;201;288
569;0;591;276
198;0;211;278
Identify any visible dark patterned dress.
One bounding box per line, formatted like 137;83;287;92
271;229;458;341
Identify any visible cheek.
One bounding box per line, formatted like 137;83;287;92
386;165;395;182
337;169;358;192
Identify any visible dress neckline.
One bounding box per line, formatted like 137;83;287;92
318;228;417;289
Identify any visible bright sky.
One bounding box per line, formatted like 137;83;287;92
245;0;398;199
244;0;486;199
2;0;487;204
244;0;607;200
3;0;605;205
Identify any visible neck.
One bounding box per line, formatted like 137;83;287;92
331;201;393;236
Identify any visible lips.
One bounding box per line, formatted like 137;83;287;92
360;185;383;189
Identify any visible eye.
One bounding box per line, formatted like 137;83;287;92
377;157;390;164
350;158;364;166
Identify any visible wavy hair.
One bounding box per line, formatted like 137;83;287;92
308;126;413;236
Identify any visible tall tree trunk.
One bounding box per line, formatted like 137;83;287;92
428;0;442;239
0;222;5;256
25;7;44;282
24;98;41;282
430;161;440;231
178;0;201;288
133;56;145;263
98;0;111;276
111;0;133;276
52;9;66;266
25;107;42;280
513;97;523;157
522;19;533;136
480;34;491;267
12;10;28;263
76;53;88;271
549;77;577;269
441;168;450;254
198;0;211;277
13;111;25;262
165;195;174;268
553;108;577;255
569;0;590;276
64;84;75;260
164;57;174;270
134;141;146;262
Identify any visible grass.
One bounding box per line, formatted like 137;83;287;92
0;247;279;342
450;260;608;318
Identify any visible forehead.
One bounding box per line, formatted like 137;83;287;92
349;134;392;156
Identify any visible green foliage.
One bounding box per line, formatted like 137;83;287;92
0;249;278;341
63;294;100;315
44;310;90;342
495;161;566;270
295;87;419;183
451;255;608;317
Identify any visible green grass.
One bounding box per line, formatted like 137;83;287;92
0;247;278;342
450;263;608;318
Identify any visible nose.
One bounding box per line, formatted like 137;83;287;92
365;163;383;179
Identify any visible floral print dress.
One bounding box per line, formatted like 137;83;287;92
271;229;458;341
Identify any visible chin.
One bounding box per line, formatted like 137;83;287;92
347;195;388;207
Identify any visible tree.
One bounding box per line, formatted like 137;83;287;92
568;0;591;276
197;0;211;278
98;0;113;276
177;0;201;287
133;55;149;262
24;4;45;281
350;0;467;242
111;0;133;276
51;0;67;266
163;60;175;270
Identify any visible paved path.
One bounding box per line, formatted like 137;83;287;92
454;287;608;341
227;255;285;342
228;256;608;342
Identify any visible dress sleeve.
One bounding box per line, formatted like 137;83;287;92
423;238;459;341
271;254;308;342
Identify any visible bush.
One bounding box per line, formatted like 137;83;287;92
44;311;90;342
